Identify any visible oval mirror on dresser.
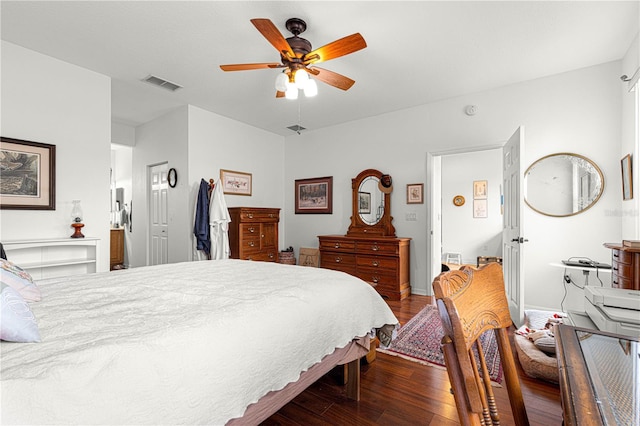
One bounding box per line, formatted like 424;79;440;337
524;153;604;217
318;169;411;300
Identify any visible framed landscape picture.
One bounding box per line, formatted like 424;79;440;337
220;169;252;196
0;137;56;210
295;176;333;214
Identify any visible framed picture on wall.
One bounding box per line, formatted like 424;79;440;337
473;199;488;218
473;180;487;199
295;176;333;214
0;137;56;210
621;154;633;200
220;169;252;196
406;183;424;204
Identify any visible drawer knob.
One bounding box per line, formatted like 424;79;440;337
249;242;255;247
372;276;379;283
372;261;379;267
248;227;255;233
371;244;379;251
334;243;341;248
269;213;274;218
247;213;254;219
261;234;265;238
269;253;274;258
613;252;620;258
335;257;342;263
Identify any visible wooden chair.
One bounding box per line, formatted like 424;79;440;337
432;263;529;426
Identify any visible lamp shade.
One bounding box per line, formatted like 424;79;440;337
274;73;288;92
294;70;309;89
285;81;298;99
304;79;318;97
71;200;83;223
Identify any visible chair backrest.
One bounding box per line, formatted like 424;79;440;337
432;263;529;426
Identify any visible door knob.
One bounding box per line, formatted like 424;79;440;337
511;237;528;243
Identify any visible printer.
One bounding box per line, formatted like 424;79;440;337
583;286;640;338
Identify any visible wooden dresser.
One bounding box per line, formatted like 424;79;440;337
110;228;124;270
318;235;411;300
603;243;640;290
229;207;279;262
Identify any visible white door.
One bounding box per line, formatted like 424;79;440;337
502;127;526;326
149;163;169;266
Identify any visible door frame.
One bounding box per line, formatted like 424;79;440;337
426;143;505;296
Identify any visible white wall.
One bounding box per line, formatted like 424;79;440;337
621;33;640;240
283;61;623;312
441;149;503;265
129;105;285;266
130;106;189;267
1;42;111;272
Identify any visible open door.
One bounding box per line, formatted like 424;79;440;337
502;127;526;326
149;163;169;266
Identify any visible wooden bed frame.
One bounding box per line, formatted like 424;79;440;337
228;335;370;425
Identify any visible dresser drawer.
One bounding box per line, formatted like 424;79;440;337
320;252;356;268
355;240;399;256
320;239;355;252
241;251;278;262
240;223;261;236
356;255;398;271
611;260;633;277
611;248;633;264
238;209;279;222
356;269;397;288
611;272;632;289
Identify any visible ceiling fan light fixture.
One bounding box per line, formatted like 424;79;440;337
294;69;309;89
285;81;298;99
275;72;289;92
304;79;318;97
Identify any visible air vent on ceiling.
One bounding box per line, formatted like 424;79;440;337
142;75;183;91
287;124;306;133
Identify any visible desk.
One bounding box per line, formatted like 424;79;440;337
550;262;611;286
555;324;639;426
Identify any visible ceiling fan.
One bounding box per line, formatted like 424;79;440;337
219;18;367;98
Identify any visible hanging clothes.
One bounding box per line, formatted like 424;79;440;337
194;178;211;258
209;180;231;260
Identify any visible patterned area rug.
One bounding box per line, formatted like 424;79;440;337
378;304;503;384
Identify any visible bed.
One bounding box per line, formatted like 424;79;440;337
1;258;398;425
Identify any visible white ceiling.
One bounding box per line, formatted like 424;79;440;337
2;1;638;137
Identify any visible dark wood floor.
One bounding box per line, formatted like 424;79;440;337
262;294;563;425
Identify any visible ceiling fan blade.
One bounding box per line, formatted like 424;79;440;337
304;33;366;64
220;63;282;71
308;67;355;91
250;18;295;59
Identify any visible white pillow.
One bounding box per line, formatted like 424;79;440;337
0;283;41;343
0;258;41;302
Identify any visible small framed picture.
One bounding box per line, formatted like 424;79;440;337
295;176;333;214
220;169;252;196
621;154;633;200
358;191;371;213
473;199;488;218
406;183;424;204
0;137;56;210
473;180;487;199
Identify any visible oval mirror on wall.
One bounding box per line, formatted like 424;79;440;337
524;153;604;217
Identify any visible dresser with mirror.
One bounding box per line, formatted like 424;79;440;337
318;169;411;300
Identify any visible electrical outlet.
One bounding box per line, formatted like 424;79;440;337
405;212;417;221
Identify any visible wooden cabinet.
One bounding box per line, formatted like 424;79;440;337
229;207;280;262
319;235;411;300
603;243;640;290
110;228;124;270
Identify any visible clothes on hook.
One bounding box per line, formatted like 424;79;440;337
193;178;231;260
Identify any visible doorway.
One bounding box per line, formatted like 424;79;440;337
148;162;169;265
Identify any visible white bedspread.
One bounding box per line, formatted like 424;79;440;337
1;259;397;425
